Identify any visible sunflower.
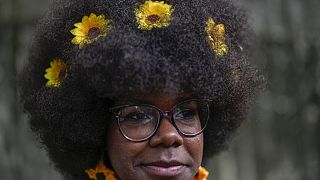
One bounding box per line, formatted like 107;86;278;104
205;18;228;57
44;59;67;87
85;160;117;180
192;166;209;180
70;13;112;48
135;0;174;30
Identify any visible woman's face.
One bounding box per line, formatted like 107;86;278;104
106;93;204;180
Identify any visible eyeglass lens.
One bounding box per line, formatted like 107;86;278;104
117;100;209;141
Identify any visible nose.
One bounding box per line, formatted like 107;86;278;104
149;116;183;147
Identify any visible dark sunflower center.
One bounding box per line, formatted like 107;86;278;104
58;68;67;81
88;27;101;39
96;173;105;180
210;30;218;39
147;14;160;22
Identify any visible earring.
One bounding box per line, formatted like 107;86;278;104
85;160;117;180
193;166;209;180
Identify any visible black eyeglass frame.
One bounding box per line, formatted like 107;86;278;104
109;99;212;142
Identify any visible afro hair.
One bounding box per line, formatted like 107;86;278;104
19;0;264;179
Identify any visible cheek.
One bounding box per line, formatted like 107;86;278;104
185;134;204;167
106;126;147;179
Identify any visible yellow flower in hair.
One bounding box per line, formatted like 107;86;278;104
192;166;209;180
44;59;67;87
135;0;174;30
85;160;116;180
70;13;112;48
205;18;228;57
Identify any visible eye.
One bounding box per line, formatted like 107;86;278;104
174;109;196;120
125;112;152;120
120;111;154;125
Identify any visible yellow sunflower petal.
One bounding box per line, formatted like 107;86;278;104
206;18;216;28
214;24;225;34
82;15;89;23
85;169;97;180
97;14;106;21
89;13;97;19
46;81;59;87
49;60;55;66
97;19;107;27
74;22;85;29
70;28;85;36
44;73;51;79
71;36;85;45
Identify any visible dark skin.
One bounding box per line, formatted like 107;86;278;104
106;93;204;180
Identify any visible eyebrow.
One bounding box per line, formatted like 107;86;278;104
126;99;150;105
125;96;194;105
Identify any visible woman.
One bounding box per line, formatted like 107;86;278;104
19;0;263;179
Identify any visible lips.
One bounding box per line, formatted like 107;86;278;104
141;160;187;177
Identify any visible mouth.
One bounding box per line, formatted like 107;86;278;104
141;161;187;177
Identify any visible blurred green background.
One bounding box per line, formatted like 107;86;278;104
0;0;319;179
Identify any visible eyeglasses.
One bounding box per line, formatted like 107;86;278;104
110;99;211;142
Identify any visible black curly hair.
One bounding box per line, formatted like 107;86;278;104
19;0;264;179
